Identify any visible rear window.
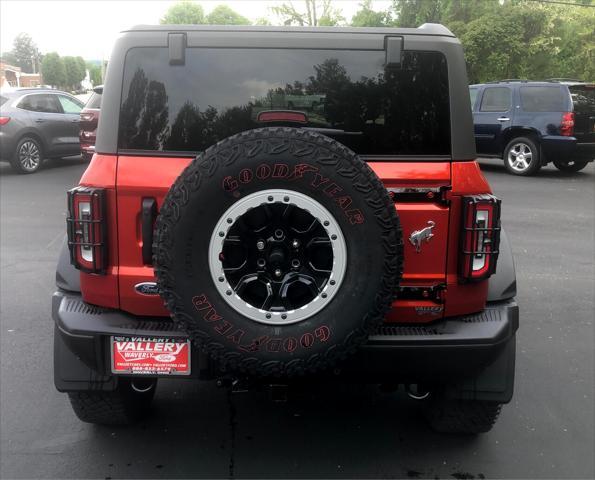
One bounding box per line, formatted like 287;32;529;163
520;86;565;112
118;48;450;156
569;85;595;115
86;92;102;109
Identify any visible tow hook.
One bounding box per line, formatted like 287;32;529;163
130;378;157;394
406;384;431;400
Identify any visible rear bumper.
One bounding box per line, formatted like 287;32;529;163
541;136;595;162
53;290;518;388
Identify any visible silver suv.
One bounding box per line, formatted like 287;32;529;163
0;88;84;173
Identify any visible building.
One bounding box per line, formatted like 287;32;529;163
1;62;42;89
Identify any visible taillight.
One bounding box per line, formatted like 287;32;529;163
560;112;574;136
0;116;10;125
459;194;501;282
80;113;94;122
66;187;107;274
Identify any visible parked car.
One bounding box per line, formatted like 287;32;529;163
0;88;84;173
469;80;595;175
54;24;519;434
79;85;102;162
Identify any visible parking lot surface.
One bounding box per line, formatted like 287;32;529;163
1;157;593;479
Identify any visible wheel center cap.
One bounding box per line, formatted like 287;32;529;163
268;247;286;265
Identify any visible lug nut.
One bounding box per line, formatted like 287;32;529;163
274;268;282;278
257;258;266;268
292;239;300;248
291;259;300;269
274;229;284;239
256;240;265;250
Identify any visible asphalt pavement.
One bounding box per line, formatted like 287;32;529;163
1;156;593;479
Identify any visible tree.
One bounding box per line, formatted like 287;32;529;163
271;0;344;26
351;0;393;27
206;5;250;25
10;33;40;73
0;51;19;66
63;56;86;90
41;52;65;87
87;63;102;86
392;0;444;27
160;0;205;24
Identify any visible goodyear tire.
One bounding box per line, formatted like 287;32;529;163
154;127;403;377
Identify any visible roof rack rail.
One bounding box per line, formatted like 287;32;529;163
546;78;583;83
486;79;529;84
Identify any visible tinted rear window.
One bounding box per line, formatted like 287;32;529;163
118;48;450;156
520;86;565;112
480;87;511;112
569;85;595;115
86;92;102;109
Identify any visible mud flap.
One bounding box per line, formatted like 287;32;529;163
444;336;516;403
54;326;117;392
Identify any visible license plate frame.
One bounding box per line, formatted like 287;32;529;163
110;336;191;376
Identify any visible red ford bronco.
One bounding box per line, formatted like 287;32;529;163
53;24;519;434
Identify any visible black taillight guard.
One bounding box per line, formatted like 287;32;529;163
459;194;501;282
66;187;108;274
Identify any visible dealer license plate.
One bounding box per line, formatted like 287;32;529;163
111;336;191;376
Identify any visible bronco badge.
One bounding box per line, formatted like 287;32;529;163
409;221;436;253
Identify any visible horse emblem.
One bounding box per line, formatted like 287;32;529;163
409;221;436;253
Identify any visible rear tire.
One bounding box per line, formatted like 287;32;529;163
553;159;589;173
422;396;502;434
503;137;541;176
67;378;156;425
10;137;43;174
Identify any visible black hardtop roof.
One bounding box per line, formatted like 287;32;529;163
97;22;476;160
122;23;454;37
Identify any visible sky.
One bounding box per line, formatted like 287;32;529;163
0;0;393;60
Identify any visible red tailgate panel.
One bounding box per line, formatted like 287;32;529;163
117;155;191;316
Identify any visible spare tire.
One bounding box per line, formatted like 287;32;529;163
154;127;402;377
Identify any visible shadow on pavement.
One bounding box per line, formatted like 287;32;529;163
85;382;486;479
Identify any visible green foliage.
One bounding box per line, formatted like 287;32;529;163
41;52;65;87
206;5;250;25
4;32;40;73
88;63;102;87
0;51;19;66
160;1;205;24
62;56;86;89
351;0;393;27
387;0;594;83
272;0;344;26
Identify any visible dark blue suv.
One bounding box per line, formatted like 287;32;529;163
469;80;595;175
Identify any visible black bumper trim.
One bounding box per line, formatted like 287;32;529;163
52;290;518;383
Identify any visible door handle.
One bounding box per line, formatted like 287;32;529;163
141;198;158;265
497;117;510;122
35;118;45;123
71;119;80;123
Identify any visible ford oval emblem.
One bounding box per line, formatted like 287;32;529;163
134;282;160;296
